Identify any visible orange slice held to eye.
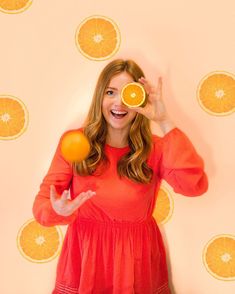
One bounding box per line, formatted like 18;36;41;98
203;234;235;280
17;219;63;263
152;187;174;224
75;15;121;61
0;95;29;140
121;82;146;108
197;71;235;116
61;130;91;163
0;0;33;14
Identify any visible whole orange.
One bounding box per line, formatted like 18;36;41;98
60;131;90;162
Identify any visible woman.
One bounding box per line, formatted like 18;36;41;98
33;59;208;294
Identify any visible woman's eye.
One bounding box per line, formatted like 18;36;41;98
106;90;114;96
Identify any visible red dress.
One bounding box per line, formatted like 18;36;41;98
33;128;208;294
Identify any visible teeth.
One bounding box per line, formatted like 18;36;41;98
111;110;127;114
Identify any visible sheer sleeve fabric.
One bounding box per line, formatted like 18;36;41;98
158;128;208;196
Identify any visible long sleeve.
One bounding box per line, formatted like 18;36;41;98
32;133;78;226
159;127;208;196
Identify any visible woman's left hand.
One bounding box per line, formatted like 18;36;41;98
132;76;169;123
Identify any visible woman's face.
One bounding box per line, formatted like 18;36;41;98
102;72;137;133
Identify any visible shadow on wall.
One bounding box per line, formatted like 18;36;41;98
159;225;177;294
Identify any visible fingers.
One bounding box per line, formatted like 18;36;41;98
139;77;163;103
50;185;69;203
79;190;96;203
138;76;162;95
61;190;70;201
50;185;57;203
50;185;96;215
138;77;151;94
131;106;145;115
72;190;96;210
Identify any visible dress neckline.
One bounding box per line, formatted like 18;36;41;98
105;143;130;153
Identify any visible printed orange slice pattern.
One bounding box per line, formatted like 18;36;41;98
0;95;29;140
153;187;174;224
197;71;235;116
0;0;33;14
75;15;121;61
17;219;63;263
203;234;235;280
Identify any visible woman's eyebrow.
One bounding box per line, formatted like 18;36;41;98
106;86;118;90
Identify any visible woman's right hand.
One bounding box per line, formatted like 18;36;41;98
50;185;96;216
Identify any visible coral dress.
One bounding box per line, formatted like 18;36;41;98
33;128;208;294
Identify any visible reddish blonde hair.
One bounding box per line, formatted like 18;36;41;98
73;59;153;184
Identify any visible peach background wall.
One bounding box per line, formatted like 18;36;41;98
0;0;234;293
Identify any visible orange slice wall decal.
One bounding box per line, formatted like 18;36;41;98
197;71;235;116
0;0;33;14
17;219;63;263
153;186;174;225
75;15;121;61
0;95;29;140
203;234;235;280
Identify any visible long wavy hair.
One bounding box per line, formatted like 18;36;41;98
73;59;153;184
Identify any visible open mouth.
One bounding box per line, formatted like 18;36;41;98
110;110;128;119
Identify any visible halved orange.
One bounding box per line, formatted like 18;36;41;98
0;0;33;14
17;219;63;263
121;82;146;108
61;130;91;162
197;71;235;116
153;186;174;224
75;15;121;61
0;95;29;140
203;234;235;280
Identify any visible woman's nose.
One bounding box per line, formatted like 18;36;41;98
114;93;124;105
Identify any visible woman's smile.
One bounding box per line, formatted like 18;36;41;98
102;72;137;132
110;109;128;119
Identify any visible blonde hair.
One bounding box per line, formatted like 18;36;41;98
73;59;153;184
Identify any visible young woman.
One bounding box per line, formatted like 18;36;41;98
33;59;208;294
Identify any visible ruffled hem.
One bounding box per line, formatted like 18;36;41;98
52;281;171;294
52;217;170;294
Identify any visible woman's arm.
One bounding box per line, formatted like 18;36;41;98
158;127;208;196
32;132;78;226
132;75;208;196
